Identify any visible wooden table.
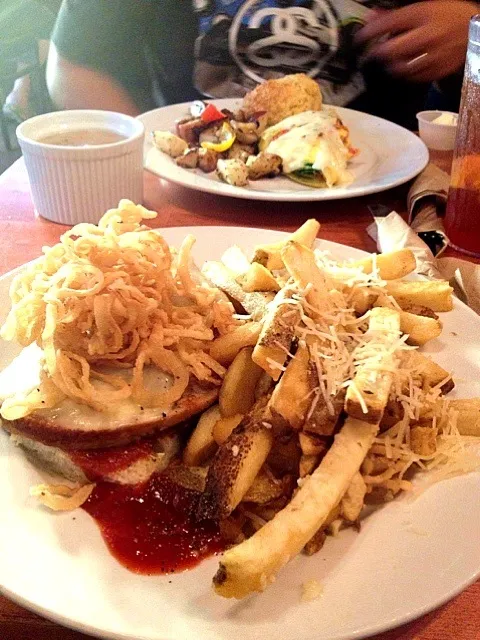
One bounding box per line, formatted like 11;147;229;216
0;159;479;640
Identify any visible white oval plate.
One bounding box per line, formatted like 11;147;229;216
139;100;429;202
1;226;480;640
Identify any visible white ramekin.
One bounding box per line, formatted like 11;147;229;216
17;110;145;225
416;110;458;151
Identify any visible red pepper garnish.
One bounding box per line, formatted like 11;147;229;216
200;103;226;124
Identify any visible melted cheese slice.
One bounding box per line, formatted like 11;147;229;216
260;110;353;186
0;345;174;432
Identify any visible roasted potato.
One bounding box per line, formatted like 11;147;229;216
198;147;219;173
268;343;311;429
183;404;221;466
217;159;249;186
255;371;275;401
246;153;282;180
198;419;273;520
202;260;273;319
219;346;264;417
175;148;199;168
348;287;380;316
152;131;188;157
232;121;258;144
213;413;244;445
238;263;280;293
267;435;301;476
210;322;262;366
165;464;207;492
227;142;255;162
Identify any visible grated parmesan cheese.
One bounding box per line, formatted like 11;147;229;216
301;579;324;602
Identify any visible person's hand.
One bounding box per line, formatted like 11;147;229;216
356;1;478;82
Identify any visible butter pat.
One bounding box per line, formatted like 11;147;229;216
432;112;458;126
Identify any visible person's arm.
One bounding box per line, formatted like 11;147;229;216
46;0;151;114
357;1;478;83
46;43;140;115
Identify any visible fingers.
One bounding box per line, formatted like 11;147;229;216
387;52;436;82
367;28;433;63
388;49;461;82
356;5;424;43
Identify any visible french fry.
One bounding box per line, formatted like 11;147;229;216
243;469;287;504
410;425;437;456
348;287;380;316
267;436;301;476
252;219;320;270
254;371;274;400
252;285;301;380
213;414;244;445
351;249;416;281
221;246;251;277
340;472;366;522
401;350;453;393
238;263;280;292
198;418;273;520
213;417;379;598
441;398;480;436
385;280;453;312
267;343;311;429
183;404;220;466
303;386;345;436
202;261;273;319
210;322;262;366
399;310;442;346
219;347;264;417
298;431;329;457
281;241;334;313
299;454;320;477
165;464;207;492
345;307;401;423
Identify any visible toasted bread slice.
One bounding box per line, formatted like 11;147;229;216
0;345;218;449
8;431;180;485
3;384;217;450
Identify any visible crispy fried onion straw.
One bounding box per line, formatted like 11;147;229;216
1;200;232;418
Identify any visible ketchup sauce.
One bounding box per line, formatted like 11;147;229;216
68;439;155;481
82;474;224;574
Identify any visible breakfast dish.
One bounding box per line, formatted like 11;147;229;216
141;100;428;201
150;75;356;190
1;217;480;640
149;76;353;190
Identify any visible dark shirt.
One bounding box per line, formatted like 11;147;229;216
52;0;432;128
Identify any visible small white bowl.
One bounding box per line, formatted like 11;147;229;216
416;110;458;151
17;110;145;225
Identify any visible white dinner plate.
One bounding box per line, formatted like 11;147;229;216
1;226;480;640
139;100;429;202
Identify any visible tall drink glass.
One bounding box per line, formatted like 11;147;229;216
444;15;480;258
